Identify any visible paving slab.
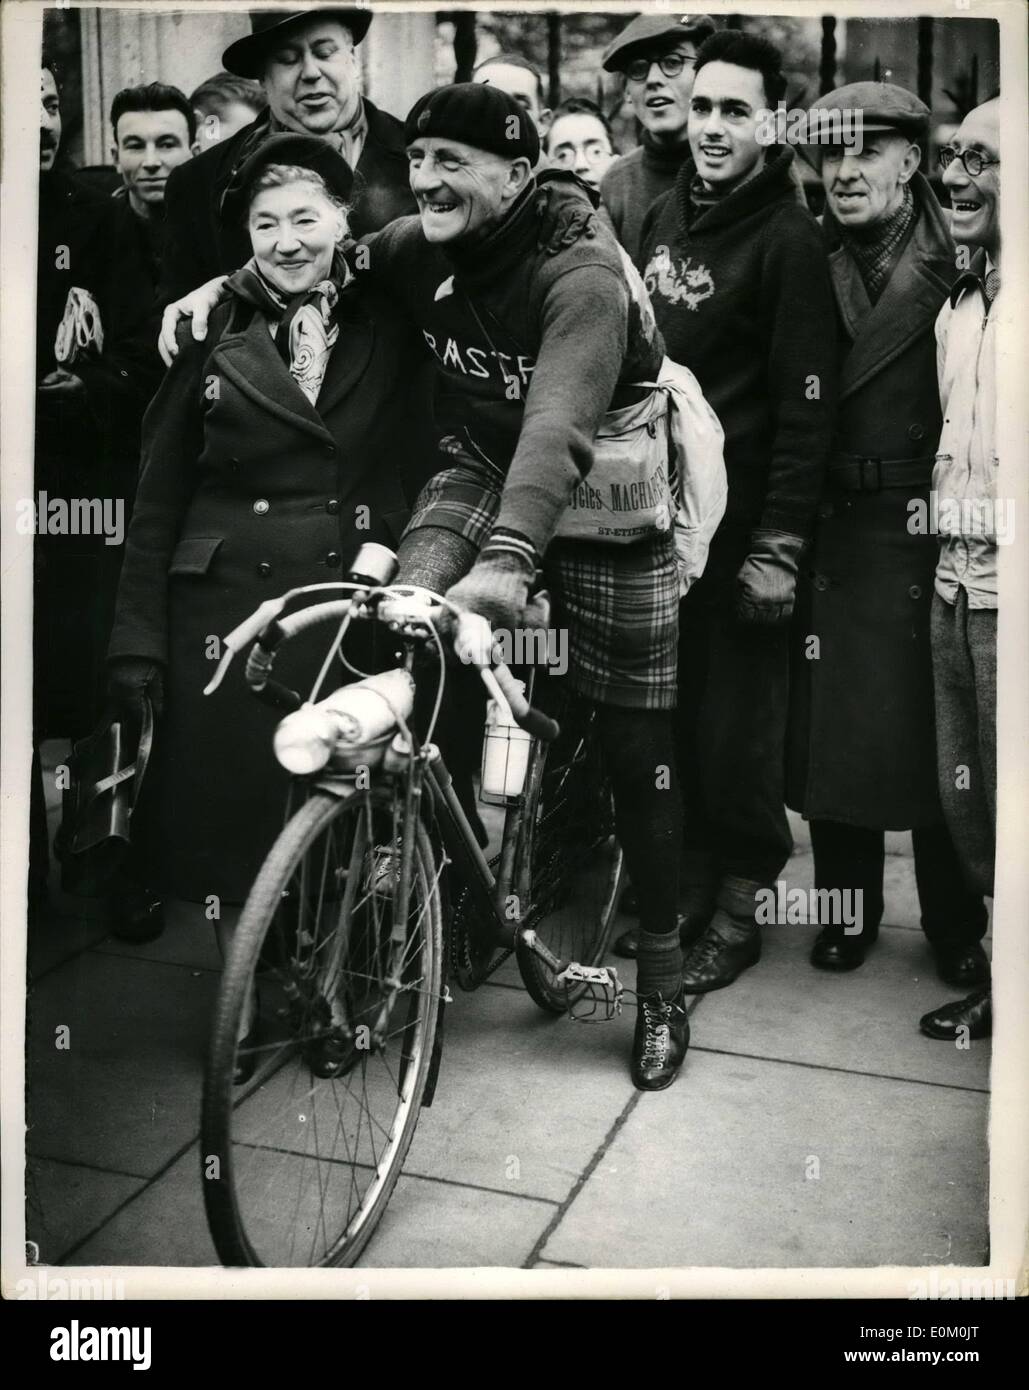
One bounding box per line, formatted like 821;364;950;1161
401;975;637;1201
65;1139;556;1271
26;1157;148;1265
28;910;110;982
691;908;991;1090
26;951;216;1175
539;1048;989;1269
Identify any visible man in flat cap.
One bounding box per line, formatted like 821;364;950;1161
159;7;415;303
599;13;716;265
787;83;990;990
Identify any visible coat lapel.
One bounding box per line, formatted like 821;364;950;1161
833;178;955;400
213;309;332;441
313;296;374;417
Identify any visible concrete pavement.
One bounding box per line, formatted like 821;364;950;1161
25;741;990;1272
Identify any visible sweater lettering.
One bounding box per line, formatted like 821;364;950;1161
421;329;535;387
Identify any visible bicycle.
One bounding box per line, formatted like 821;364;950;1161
199;549;625;1268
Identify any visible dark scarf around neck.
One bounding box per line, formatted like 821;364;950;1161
836;182;917;303
444;182;542;294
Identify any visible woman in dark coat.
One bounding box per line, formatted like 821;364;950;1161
107;136;419;1063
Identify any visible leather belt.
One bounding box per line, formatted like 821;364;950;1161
827;454;934;493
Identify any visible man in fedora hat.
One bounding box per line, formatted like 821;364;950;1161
159;7;415;303
786;82;990;990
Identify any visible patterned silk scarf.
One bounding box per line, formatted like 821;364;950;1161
226;250;353;405
837;182;916;304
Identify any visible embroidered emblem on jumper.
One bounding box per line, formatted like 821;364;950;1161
643;246;715;311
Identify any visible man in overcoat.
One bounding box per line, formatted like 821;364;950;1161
786;84;989;983
159;7;415;303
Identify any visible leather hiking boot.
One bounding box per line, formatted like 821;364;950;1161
811;924;879;972
631;985;689;1091
919;987;992;1041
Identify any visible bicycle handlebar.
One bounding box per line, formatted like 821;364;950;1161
206;585;559;743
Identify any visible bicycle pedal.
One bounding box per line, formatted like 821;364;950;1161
556;962;623;1005
366;844;400;899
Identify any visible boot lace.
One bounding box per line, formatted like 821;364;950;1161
639;995;674;1066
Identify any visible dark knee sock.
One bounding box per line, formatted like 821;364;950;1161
596;706;682;997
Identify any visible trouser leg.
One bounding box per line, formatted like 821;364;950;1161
809;819;885;936
912;821;988;948
930;591;995;898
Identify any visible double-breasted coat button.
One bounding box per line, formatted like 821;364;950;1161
908;584;923;599
253;498;269;515
324;442;337;457
908;423;926;442
257;562;272;578
326;499;340;515
325;551;342;568
813;574;830;592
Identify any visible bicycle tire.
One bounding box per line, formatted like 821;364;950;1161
514;706;623;1013
201;785;444;1268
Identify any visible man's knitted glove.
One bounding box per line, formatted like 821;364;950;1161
535;169;600;256
735;530;806;626
107;657;165;723
441;538;538;647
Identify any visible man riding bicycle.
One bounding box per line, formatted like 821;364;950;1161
163;82;689;1091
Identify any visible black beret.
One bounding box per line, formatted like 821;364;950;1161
404;82;541;165
220;133;354;226
222;8;372;80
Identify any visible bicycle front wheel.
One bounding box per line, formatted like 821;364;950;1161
201;785;444;1268
515;704;623;1013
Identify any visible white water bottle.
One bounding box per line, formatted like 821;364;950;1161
480;682;532;802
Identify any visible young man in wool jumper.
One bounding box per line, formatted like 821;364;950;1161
629;29;837;992
598;12;716;266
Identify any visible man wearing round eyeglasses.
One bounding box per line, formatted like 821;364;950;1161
545;98;617;192
786;83;989;994
918;96;1002;1046
598;13;716;265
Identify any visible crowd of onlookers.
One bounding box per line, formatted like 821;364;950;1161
32;8;1001;1091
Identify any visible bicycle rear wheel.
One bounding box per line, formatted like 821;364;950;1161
515;702;623;1013
201;785;444;1268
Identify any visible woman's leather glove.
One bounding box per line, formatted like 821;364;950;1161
735;529;806;626
107;657;165;723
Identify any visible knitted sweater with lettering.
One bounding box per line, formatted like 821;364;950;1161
364;185;665;556
640;146;836;538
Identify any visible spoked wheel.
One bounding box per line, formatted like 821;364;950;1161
515;702;623;1013
201;785;444;1268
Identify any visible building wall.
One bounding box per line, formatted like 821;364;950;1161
79;6;435;164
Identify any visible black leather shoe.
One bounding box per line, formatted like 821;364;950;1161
631;986;689;1091
932;941;990;989
919;987;991;1041
810;925;879;972
109;881;165;943
680;924;760;993
613;912;711;961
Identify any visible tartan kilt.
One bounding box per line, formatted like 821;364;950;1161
406;455;678;711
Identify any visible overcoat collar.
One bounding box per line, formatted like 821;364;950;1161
211;291;374;439
824;172;954;399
